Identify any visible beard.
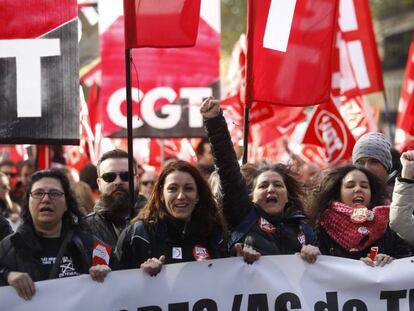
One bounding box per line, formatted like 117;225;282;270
98;187;131;221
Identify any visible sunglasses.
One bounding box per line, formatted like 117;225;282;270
101;171;130;183
0;184;10;191
4;172;17;178
141;180;155;186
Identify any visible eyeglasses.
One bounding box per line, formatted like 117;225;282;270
30;190;65;200
101;171;130;183
141;180;155;186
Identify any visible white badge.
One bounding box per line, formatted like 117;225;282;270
172;247;183;259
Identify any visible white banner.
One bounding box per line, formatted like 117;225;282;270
1;255;414;310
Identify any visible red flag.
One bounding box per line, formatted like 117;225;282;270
36;145;51;170
123;0;201;48
395;35;414;151
337;0;383;96
246;0;339;107
302;101;355;165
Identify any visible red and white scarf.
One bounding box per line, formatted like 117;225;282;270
320;202;389;252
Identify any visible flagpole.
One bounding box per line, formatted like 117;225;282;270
242;107;250;164
125;48;136;210
242;0;254;165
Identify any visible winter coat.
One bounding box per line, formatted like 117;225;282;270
204;112;315;255
389;177;414;246
0;222;93;286
115;216;226;269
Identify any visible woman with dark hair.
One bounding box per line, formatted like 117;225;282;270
115;160;227;275
0;169;111;300
309;164;411;265
200;98;319;264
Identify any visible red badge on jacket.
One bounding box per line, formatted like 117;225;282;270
92;241;112;266
192;245;211;261
258;217;277;234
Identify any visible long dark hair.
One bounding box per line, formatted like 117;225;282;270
135;160;226;237
246;162;306;217
308;164;387;223
21;169;83;227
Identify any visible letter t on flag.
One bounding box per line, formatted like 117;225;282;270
246;0;339;107
123;0;201;48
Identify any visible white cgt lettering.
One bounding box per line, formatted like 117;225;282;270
263;0;297;52
107;87;212;130
0;39;60;117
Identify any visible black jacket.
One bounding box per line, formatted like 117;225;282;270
82;212;123;248
82;194;146;248
0;215;12;242
204;112;315;254
115;217;225;270
0;222;93;286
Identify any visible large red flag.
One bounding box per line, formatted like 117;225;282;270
395;35;414;151
123;0;201;48
302;101;355;165
246;0;339;107
338;0;383;96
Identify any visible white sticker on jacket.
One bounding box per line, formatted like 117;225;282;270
172;247;183;259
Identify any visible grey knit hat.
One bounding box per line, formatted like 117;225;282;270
352;132;392;173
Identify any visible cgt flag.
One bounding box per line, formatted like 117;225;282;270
246;0;339;107
0;0;79;144
123;0;201;48
302;101;355;165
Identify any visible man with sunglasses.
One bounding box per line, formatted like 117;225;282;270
0;160;18;190
82;149;146;247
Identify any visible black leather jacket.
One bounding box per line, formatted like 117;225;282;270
0;222;93;286
82;194;146;248
204;112;315;254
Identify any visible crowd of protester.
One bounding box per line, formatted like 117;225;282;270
1;98;414;301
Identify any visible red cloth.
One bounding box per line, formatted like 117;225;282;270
302;101;356;165
246;0;339;106
320;201;389;252
123;0;201;48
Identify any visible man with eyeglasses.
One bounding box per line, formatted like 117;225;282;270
82;149;146;247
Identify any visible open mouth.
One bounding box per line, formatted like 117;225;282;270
352;197;365;205
266;196;278;203
39;206;53;213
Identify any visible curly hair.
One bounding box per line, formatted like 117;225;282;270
135;160;226;237
21;169;83;227
307;164;387;223
247;162;306;217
